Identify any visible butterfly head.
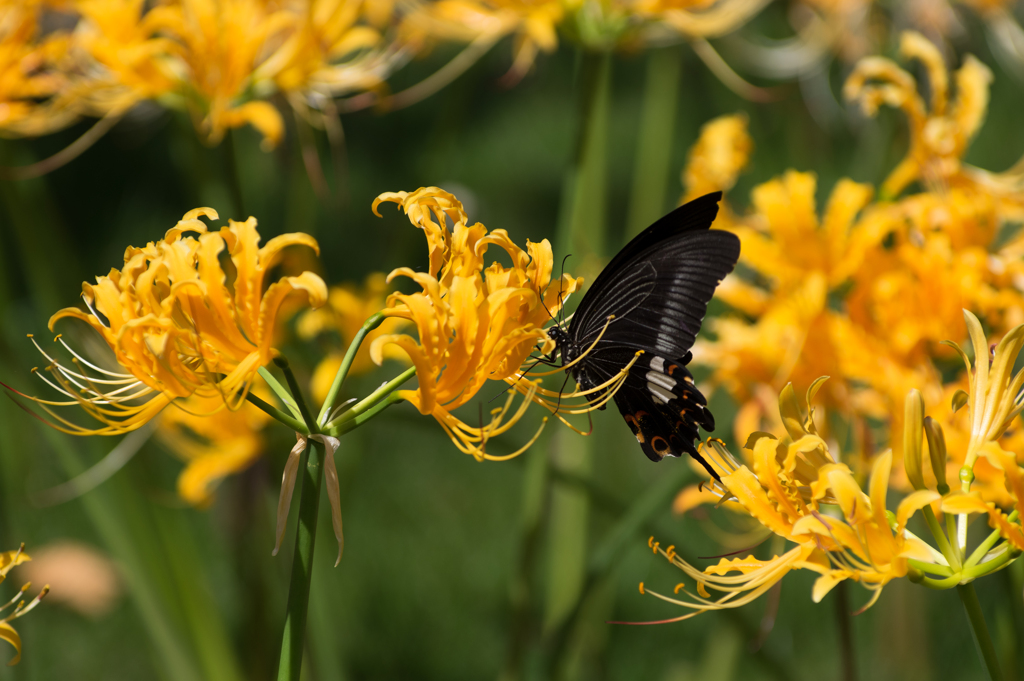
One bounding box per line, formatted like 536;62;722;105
545;324;571;359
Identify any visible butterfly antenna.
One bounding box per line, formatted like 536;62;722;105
556;253;571;327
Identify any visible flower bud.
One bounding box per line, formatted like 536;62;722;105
903;389;926;490
923;417;949;494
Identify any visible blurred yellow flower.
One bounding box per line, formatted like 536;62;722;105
1;0;400;148
402;0;563;79
14;207;326;435
60;0;181;120
0;1;75;137
297;273;409;403
369;186;582;460
694;170;884;412
687;99;1024;500
157;389;272;507
680;112;752;205
844;31;993;199
0;545;48;666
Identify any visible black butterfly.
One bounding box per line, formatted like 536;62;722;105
546;191;739;479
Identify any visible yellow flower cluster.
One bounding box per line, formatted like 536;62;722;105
649;316;1024;617
689;33;1024;504
369;186;582;460
0;0;401;146
647;382;935;617
13;207;326;435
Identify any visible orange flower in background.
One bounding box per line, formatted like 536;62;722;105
0;1;75;137
369;186;582;460
12;207;326;435
157;389;272;507
0;0;401;148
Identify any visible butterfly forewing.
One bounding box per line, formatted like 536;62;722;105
571;229;740;359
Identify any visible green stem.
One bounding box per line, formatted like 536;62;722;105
907;558;954;577
919;573;964;590
923;506;961;570
543;47;611;649
246;390;307;434
317;312;386;426
276;438;324;681
324;365;416;432
274;357;323;681
963;545;1019;581
958;582;1005;681
258;366;303;420
834;581;857;681
329;392;402;437
965;511;1019;570
626;46;684;238
947;511;963;566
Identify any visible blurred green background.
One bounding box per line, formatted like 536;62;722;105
2;4;1024;680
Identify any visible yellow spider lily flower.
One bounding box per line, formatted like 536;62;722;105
645;381;937;619
369;186;582;460
0;545;48;666
296;273;409;403
156;389;272;508
14;207;326;435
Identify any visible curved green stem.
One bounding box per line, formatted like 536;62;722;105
907;558;954;578
329;392;403;437
922;505;961;571
965;511;1019;570
245;390;307;435
958;582;1005;681
316;312;386;427
919;573;964;590
963;545;1019;581
273;357;323;681
324;365;416;432
258;366;303;420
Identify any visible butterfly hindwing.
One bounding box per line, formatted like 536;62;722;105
579;347;720;479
